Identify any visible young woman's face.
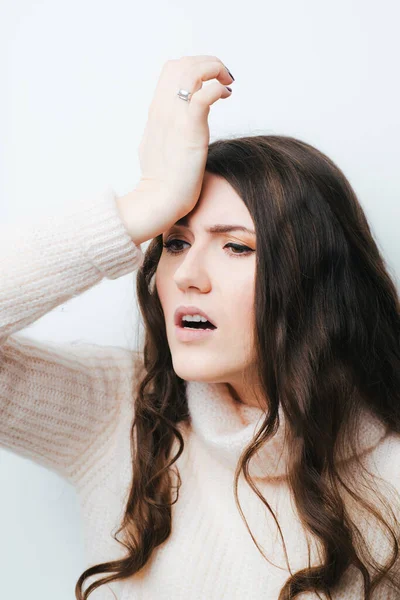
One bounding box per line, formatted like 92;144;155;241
156;172;259;404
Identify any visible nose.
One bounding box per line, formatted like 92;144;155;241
173;247;212;292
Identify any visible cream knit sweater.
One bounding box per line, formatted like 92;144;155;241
1;187;399;600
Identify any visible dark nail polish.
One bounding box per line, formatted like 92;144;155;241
225;66;235;81
226;86;232;92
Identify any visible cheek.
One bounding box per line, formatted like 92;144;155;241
227;274;255;327
241;287;255;328
154;257;171;298
154;270;163;299
154;265;172;306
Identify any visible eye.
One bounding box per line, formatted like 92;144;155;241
162;239;254;258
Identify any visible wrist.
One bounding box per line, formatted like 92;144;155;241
115;188;149;247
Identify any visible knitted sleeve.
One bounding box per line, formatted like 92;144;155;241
0;187;145;486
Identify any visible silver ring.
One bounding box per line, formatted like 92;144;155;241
177;88;192;102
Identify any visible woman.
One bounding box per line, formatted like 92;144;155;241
0;55;399;600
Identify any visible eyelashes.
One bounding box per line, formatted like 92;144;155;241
162;239;254;258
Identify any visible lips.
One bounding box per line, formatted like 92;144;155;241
174;305;217;328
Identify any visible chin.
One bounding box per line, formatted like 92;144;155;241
171;359;224;383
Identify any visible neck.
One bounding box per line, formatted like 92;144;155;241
224;367;267;409
184;379;389;482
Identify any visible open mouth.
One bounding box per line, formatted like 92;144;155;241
179;319;217;331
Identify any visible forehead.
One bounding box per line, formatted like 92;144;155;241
175;172;253;229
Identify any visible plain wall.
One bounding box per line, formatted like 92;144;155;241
0;0;399;597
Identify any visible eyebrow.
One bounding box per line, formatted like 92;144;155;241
170;216;255;236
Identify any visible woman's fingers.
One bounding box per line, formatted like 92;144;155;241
149;57;234;119
177;59;234;97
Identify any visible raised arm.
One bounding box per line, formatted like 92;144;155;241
0;187;144;486
0;54;235;490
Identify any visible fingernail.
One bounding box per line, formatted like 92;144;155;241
225;66;235;81
226;86;233;92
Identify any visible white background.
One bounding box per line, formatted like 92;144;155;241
0;0;399;598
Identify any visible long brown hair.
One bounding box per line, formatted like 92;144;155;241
75;134;400;599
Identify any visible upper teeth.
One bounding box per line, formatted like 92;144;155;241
182;314;209;322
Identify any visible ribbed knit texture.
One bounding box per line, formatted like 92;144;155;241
1;187;399;599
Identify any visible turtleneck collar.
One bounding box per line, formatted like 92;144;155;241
185;380;389;482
